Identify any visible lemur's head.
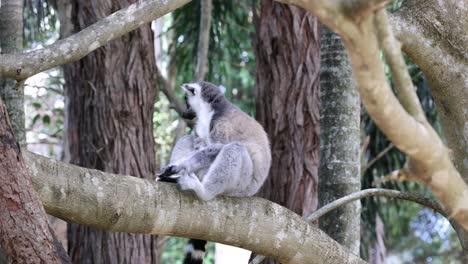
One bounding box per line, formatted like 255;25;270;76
181;82;227;120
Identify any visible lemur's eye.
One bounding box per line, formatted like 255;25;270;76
182;83;196;95
187;86;195;95
184;85;195;95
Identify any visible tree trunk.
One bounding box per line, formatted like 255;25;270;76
193;0;212;82
0;99;70;264
368;214;386;264
318;25;361;255
252;1;320;262
62;1;159;263
0;2;30;262
389;1;468;260
0;0;25;144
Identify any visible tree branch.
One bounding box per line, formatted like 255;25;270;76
371;169;410;186
388;1;468;258
155;69;194;128
307;188;447;222
273;0;468;230
155;68;185;117
389;0;468;180
24;151;365;264
251;187;448;264
362;143;394;175
375;9;425;121
0;0;191;80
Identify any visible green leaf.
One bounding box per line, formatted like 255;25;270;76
32;114;41;125
42;115;51;125
56;119;64;127
32;101;42;109
52;108;64;115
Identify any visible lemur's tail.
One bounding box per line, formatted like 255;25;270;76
183;239;207;264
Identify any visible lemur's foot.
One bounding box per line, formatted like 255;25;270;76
158;165;181;178
156;175;179;183
157;165;183;183
178;172;199;192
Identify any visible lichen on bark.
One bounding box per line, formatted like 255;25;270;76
318;25;361;255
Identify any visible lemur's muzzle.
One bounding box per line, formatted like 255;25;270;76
181;83;195;95
181;85;196;120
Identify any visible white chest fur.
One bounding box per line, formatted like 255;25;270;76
195;108;214;143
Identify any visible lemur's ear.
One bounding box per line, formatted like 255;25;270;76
218;85;226;94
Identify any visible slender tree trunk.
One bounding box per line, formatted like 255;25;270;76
0;0;25;144
368;214;386;264
252;1;320;261
61;1;159;263
193;0;212;82
0;99;70;264
318;25;361;255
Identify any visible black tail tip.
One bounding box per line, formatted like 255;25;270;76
183;239;207;264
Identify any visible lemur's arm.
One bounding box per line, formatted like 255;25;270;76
158;143;223;179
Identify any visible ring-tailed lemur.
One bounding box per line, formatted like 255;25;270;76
157;81;271;264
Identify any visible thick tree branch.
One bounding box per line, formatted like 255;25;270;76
0;0;191;80
375;10;425;121
251;188;447;264
346;13;468;230
388;1;468;259
389;0;468;180
308;187;468;260
273;0;468;230
24;152;365;264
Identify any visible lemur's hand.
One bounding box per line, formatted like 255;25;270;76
193;136;207;150
158;165;182;179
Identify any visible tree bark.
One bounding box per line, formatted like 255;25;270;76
253;1;320;262
61;1;159;263
253;0;320;216
273;0;468;231
318;25;361;255
0;100;69;264
0;0;25;144
25;151;366;264
0;0;190;80
389;0;468;186
387;3;468;259
0;2;25;261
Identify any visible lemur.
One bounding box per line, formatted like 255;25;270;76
157;81;271;264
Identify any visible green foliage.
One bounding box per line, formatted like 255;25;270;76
24;69;65;159
162;237;215;264
161;237;186;264
153;93;181;166
22;0;63;159
167;0;256;114
23;0;59;48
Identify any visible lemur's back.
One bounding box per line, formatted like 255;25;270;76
210;105;271;195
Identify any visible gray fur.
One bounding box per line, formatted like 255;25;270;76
159;81;271;200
